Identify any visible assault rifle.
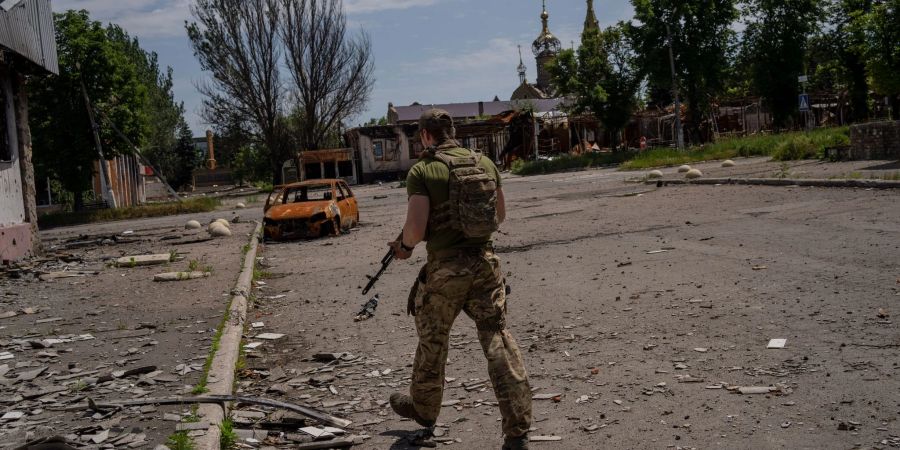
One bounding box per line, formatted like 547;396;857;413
362;249;393;296
361;232;403;296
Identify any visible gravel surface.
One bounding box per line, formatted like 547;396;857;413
0;214;256;447
229;158;900;449
3;157;898;449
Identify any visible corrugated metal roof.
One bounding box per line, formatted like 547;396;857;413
394;98;565;123
0;0;58;74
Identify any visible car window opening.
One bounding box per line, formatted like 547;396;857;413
286;185;334;204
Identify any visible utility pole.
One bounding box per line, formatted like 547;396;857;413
666;24;685;150
80;78;117;208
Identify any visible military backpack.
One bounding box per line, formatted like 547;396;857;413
428;149;500;238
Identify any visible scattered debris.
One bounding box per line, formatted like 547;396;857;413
116;254;174;268
532;393;563;400
256;333;286;340
62;395;352;428
354;295;379;322
737;386;776;395
38;270;99;281
153;271;212;282
530;435;563;442
767;339;787;349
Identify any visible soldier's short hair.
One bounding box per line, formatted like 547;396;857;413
418;109;455;141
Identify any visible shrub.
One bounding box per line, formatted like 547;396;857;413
772;136;819;161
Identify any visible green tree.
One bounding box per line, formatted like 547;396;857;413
29;10;148;209
549;25;642;149
863;0;900;117
630;0;738;143
365;116;388;126
107;24;196;189
742;0;823;128
186;0;288;184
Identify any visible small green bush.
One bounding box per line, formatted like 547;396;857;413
167;432;194;450
772;136;818;161
621;127;849;169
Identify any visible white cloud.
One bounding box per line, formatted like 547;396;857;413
345;0;438;14
402;37;519;75
54;0;191;39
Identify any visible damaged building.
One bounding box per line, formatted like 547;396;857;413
0;0;57;262
343;1;600;183
349;99;566;183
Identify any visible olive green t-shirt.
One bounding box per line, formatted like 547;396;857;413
406;147;502;253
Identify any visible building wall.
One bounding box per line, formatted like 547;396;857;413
0;68;25;228
850;121;900;160
357;128;418;183
0;64;33;262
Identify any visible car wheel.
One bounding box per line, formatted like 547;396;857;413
321;218;340;237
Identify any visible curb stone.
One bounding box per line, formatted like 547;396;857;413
194;222;262;450
647;178;900;189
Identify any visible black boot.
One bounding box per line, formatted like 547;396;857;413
389;393;435;428
501;434;529;450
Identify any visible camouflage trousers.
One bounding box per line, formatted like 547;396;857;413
408;248;532;437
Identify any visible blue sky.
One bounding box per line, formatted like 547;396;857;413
53;0;635;136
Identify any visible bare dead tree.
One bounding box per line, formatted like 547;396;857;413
186;0;292;183
281;0;375;151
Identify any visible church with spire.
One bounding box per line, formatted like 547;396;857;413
511;0;600;101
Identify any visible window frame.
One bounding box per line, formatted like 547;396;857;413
373;140;385;161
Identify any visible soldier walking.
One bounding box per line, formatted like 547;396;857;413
387;109;533;449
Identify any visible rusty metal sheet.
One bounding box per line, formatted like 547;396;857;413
0;0;58;74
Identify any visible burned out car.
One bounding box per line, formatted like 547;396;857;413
263;179;360;241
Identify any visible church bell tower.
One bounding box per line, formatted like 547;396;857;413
531;0;561;95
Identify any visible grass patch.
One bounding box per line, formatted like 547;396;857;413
167;432;195;450
39;197;221;229
219;419;237;449
192;297;232;395
188;259;214;273
620;127;850;170
253;261;272;281
512;151;635;176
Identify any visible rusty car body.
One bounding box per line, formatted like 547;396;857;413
263;179;360;241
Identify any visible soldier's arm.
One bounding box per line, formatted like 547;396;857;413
402;195;430;248
497;188;506;224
